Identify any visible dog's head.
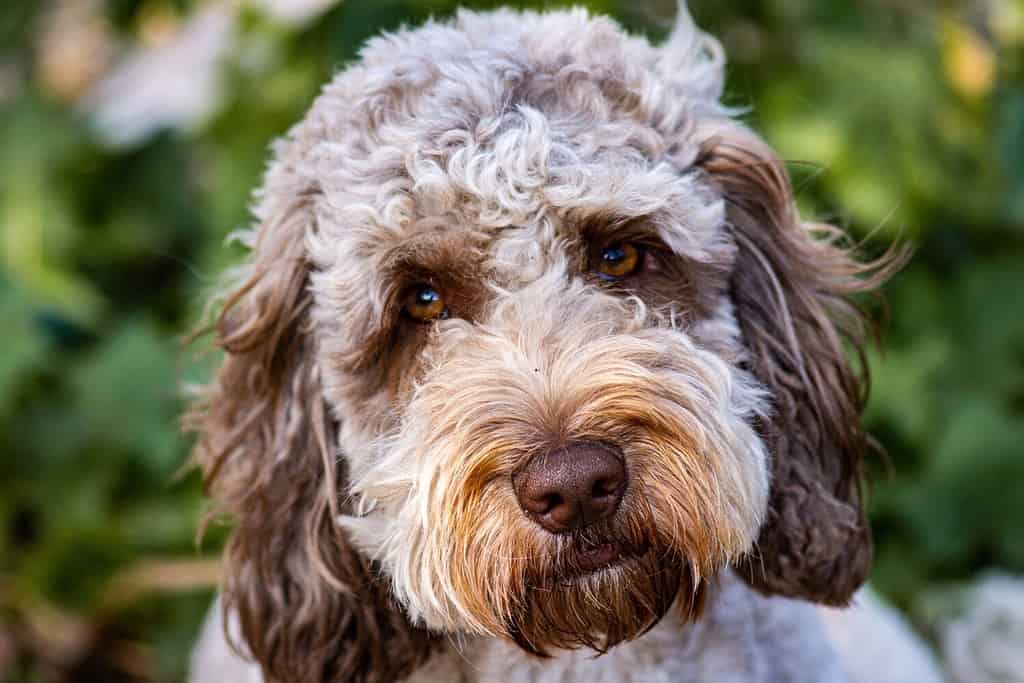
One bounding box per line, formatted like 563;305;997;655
188;6;903;682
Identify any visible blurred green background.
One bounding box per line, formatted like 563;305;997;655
1;0;1022;680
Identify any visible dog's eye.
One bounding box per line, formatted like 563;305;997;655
403;284;448;322
597;243;643;280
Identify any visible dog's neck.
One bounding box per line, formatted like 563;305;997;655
406;573;846;683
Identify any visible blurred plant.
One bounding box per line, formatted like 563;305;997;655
0;0;1021;680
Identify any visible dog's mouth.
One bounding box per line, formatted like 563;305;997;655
508;531;684;656
561;538;649;578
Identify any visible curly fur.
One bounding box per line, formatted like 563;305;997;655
186;5;910;682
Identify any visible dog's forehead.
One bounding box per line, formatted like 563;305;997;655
304;8;726;293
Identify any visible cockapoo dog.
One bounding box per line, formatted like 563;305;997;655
188;5;943;682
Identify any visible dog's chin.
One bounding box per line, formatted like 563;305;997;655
504;541;699;657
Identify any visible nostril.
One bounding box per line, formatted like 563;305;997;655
592;478;619;499
539;492;563;515
520;490;563;515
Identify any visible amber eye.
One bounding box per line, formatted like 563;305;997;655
404;284;448;322
597;243;642;280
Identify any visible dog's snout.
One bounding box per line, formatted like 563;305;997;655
513;442;627;533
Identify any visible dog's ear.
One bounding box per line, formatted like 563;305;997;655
695;121;905;605
186;172;435;681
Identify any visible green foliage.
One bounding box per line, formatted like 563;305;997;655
0;0;1021;679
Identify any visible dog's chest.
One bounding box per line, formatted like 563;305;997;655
405;576;846;683
409;614;752;683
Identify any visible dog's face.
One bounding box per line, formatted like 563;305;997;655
328;155;770;654
188;7;903;682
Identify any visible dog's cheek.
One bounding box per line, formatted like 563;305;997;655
340;419;536;636
429;486;541;634
412;435;546;636
586;363;768;571
634;408;768;567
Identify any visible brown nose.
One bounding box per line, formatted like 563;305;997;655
513;442;627;533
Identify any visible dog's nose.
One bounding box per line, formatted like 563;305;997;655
513;442;627;533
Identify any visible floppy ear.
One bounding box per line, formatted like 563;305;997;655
696;121;905;605
186;176;436;681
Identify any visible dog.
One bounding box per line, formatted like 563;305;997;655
187;5;942;682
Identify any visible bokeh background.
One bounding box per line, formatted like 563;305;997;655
1;0;1022;680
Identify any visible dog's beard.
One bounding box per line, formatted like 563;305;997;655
503;511;704;656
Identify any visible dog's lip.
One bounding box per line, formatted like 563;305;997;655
576;543;622;572
566;540;646;576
